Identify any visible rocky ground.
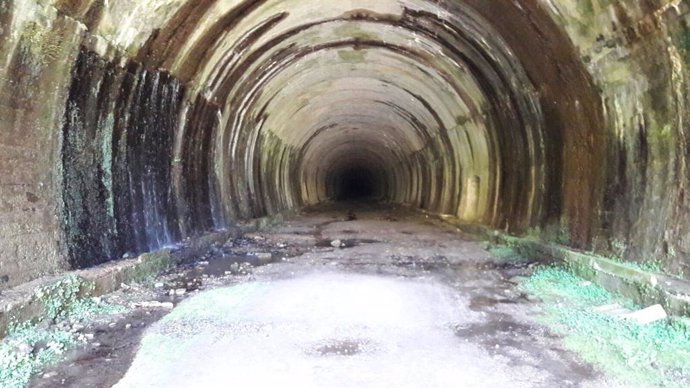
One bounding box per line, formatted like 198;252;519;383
22;203;619;387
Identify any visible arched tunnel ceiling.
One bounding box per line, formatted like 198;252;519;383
72;0;606;242
127;0;557;229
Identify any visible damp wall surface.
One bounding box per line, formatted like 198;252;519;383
1;0;690;290
61;48;185;268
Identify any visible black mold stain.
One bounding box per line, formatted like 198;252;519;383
61;48;185;268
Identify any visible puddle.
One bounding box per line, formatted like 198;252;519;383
311;339;371;357
315;238;380;248
390;255;452;271
469;296;519;311
454;312;598;384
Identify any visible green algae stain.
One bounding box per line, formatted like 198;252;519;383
164;282;268;322
672;27;690;66
522;267;690;387
334;23;379;41
338;49;367;63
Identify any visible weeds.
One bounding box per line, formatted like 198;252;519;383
522;266;690;387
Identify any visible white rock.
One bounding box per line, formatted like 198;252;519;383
175;289;187;296
15;342;33;356
623;304;668;325
330;240;342;248
136;301;174;309
71;323;85;332
593;303;632;317
154;282;165;289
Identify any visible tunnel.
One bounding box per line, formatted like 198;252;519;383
1;0;689;294
2;0;690;384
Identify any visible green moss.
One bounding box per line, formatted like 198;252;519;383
674;29;690;64
628;260;663;274
0;323;81;388
62;297;127;321
30;276;126;323
487;245;524;261
120;251;174;285
1;279;127;388
522;267;690;387
19;22;64;66
34;276;94;322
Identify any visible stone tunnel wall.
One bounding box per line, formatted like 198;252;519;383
1;0;690;290
61;48;185;268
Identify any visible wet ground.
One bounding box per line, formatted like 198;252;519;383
31;203;614;387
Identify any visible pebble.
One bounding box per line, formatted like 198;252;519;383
71;323;85;332
330;240;343;248
136;301;174;309
42;372;58;379
154;282;165;289
256;252;272;260
175;288;187;296
15;342;33;356
125;323;132;329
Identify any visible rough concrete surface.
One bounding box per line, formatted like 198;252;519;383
67;204;611;388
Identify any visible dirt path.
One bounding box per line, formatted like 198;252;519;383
33;203;611;387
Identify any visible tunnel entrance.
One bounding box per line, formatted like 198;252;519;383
332;167;380;201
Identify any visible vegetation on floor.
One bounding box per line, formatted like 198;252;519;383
521;266;690;388
0;290;126;388
0;323;81;388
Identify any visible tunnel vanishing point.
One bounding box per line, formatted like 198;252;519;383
1;0;690;291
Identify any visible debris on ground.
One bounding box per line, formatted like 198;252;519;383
133;301;174;309
623;304;668;325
